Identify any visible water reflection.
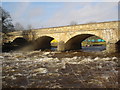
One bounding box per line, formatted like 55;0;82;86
82;46;106;52
51;46;106;52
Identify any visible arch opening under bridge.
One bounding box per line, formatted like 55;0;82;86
11;37;29;50
2;37;29;52
12;37;28;46
33;36;54;50
116;40;120;52
64;34;106;51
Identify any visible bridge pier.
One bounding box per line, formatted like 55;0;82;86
106;43;118;53
57;41;65;51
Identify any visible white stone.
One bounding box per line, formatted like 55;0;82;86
33;68;48;74
72;56;78;60
112;57;117;60
94;57;100;61
43;52;50;55
102;57;111;61
11;75;16;80
0;56;4;59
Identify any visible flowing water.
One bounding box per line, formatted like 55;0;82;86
82;46;106;52
1;46;119;88
52;46;106;52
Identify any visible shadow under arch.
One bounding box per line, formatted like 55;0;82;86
12;37;28;46
65;34;106;51
2;37;29;52
33;36;54;50
116;40;120;52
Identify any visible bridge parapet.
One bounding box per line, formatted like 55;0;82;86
32;21;118;33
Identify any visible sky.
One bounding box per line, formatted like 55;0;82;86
2;1;119;29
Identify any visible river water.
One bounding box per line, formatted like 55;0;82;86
82;46;106;52
1;46;119;88
52;46;106;52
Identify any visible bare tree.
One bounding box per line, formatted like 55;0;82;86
70;21;77;25
0;6;14;33
23;24;36;40
27;24;32;30
14;22;24;31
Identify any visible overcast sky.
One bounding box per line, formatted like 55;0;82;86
2;1;119;29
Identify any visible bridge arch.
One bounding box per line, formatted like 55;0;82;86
116;40;120;52
64;34;106;51
64;31;107;43
12;37;28;46
33;36;54;50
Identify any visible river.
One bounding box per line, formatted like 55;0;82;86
1;46;119;88
51;46;106;52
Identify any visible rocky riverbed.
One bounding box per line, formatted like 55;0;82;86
1;50;119;88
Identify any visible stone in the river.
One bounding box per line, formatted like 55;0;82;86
33;68;48;74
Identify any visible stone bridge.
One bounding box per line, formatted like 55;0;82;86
5;21;120;53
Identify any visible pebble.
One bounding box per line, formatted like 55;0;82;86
0;56;4;59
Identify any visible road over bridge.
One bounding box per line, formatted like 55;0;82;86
5;21;120;53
